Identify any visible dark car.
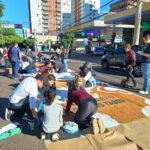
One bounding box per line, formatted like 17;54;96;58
93;46;105;56
101;45;146;77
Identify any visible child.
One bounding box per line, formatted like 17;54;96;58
40;88;63;140
79;62;96;87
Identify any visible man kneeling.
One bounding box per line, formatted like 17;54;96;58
5;74;45;121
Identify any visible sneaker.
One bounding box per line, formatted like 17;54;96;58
97;119;106;134
92;118;99;135
5;108;14;121
51;133;60;141
40;132;46;140
139;90;149;94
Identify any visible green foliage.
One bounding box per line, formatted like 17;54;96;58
0;1;4;17
61;33;74;48
2;28;16;35
21;38;35;49
0;28;23;46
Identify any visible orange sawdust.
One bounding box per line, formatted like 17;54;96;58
55;79;147;124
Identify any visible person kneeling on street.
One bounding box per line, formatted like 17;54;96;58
39;88;63;141
5;74;46;121
65;76;98;130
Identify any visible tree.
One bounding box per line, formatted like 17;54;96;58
0;28;23;46
0;1;4;17
21;38;35;50
61;33;74;48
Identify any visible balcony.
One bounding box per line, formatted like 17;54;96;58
42;0;48;2
42;4;48;8
42;15;48;20
42;7;48;11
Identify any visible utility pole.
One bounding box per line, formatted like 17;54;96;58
133;0;143;45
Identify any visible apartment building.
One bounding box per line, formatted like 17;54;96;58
28;0;61;36
61;0;71;32
71;0;100;26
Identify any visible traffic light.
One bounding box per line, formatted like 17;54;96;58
15;24;22;29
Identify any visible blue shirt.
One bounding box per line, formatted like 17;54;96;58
10;47;20;61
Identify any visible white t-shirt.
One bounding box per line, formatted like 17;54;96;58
10;77;38;109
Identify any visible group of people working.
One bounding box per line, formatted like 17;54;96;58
4;49;98;141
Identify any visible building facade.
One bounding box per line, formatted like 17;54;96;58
61;0;71;32
71;0;100;27
110;0;137;12
28;0;61;36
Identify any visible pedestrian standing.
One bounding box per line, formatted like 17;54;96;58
61;46;68;72
8;43;21;78
138;35;150;94
3;47;9;68
124;44;138;88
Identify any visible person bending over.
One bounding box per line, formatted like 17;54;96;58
65;76;98;130
5;74;46;121
39;60;55;74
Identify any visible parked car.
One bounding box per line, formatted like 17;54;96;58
101;45;146;77
93;46;105;56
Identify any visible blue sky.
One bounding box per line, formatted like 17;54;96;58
1;0;117;35
1;0;29;36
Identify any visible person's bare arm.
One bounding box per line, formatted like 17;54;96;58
137;51;150;57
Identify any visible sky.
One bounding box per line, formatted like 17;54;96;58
1;0;29;36
1;0;117;35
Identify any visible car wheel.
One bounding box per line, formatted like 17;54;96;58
133;65;142;77
102;60;109;70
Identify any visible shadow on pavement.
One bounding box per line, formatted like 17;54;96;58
8;83;19;89
0;69;12;79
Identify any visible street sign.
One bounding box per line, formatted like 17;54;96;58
1;24;15;28
15;24;22;29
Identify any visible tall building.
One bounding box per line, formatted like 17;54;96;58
71;0;100;26
28;0;43;34
28;0;61;36
61;0;71;32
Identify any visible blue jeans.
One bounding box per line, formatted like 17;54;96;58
11;60;20;78
62;59;68;71
142;63;150;92
5;59;9;68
